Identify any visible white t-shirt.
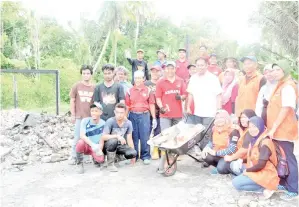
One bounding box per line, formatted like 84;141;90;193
187;71;222;117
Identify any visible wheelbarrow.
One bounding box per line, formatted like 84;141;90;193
147;118;214;176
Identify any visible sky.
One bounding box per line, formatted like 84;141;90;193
23;0;262;45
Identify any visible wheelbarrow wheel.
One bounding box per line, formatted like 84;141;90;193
163;154;177;177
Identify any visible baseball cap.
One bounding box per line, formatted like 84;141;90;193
178;48;186;52
210;53;217;58
90;102;103;110
166;61;176;68
136;49;144;53
156;49;167;57
240;56;257;63
150;65;162;71
187;64;196;69
134;70;144;78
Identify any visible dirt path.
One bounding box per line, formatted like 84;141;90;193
1;157;298;207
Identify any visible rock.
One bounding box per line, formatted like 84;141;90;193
12;160;28;165
41;156;51;163
0;147;12;158
249;201;258;207
23;155;28;161
12;134;21;141
50;153;61;162
237;198;251;207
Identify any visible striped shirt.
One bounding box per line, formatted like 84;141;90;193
80;117;105;144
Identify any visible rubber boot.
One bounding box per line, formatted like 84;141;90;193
107;151;118;172
152;147;159;160
76;153;84;174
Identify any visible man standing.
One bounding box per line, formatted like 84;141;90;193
145;65;162;160
156;61;187;131
175;48;190;82
75;102;106;174
207;54;222;76
94;64;125;121
154;49;167;68
126;71;156;164
102;103;137;170
69;65;95;165
235;56;266;117
114;66;133;95
126;49;149;83
187;57;222;149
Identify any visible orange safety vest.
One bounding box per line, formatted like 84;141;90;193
244;132;279;190
212;127;231;152
267;78;298;141
236;128;247;150
235;72;263;116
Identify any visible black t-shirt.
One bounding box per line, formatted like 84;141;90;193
94;83;125;121
144;80;159;117
127;58;149;83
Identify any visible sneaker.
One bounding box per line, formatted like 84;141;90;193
280;191;298;201
210;167;218;175
143;159;151;165
263;189;275;199
277;185;287;193
77;162;84;174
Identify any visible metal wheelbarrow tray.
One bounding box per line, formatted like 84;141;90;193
147;119;214;176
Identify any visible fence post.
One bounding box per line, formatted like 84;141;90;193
12;75;18;108
55;70;60;115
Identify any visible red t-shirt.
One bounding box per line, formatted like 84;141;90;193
207;64;222;76
125;85;155;112
175;59;190;82
156;77;187;118
222;84;239;114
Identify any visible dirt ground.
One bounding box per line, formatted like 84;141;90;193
1;156;298;207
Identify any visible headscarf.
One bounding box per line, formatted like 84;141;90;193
248;116;266;146
214;110;231;131
221;69;237;105
272;60;292;80
239;109;256;130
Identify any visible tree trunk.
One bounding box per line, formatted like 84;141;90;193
134;14;140;49
93;29;111;73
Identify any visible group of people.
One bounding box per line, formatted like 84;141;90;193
68;46;298;201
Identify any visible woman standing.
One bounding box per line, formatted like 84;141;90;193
221;69;239;114
232;116;279;199
266;63;298;200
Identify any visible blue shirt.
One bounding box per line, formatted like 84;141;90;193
80;117;105;144
153;60;167;67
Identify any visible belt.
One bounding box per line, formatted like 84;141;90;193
131;111;149;114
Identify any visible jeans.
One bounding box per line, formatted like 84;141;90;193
160;118;181;131
203;154;222;167
116;144;137;159
71;119;82;158
232;174;264;192
129;112;151;160
150;116;161;136
275;140;298;193
186;115;213;150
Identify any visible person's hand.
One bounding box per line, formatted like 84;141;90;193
207;148;216;156
186;107;192;115
71;116;76;124
175;93;182;100
117;136;126;145
267;128;275;139
131;158;136;165
152;119;157;129
125;50;131;59
91;143;100;152
224;155;233;162
160;107;167;114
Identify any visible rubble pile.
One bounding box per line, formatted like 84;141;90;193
0;109;73;172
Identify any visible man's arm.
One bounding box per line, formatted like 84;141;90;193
118;84;125;104
93;86;101;102
70;98;76;117
156;98;163;109
187;93;194;112
101;120;119;141
80;132;95;147
216;93;222;110
144;62;150;80
126;133;134;149
150;104;156;119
